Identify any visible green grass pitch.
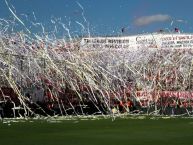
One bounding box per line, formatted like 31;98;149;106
0;116;193;145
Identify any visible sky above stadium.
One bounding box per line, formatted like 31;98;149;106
0;0;193;37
